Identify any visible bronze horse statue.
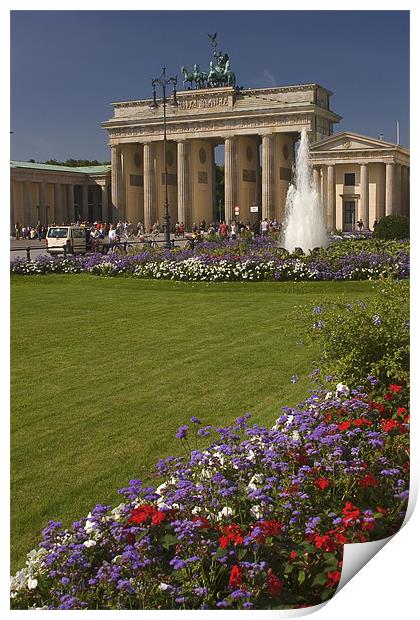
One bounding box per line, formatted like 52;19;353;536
181;65;194;89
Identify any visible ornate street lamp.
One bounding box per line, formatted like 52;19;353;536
150;67;178;249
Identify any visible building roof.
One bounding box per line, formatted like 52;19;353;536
310;131;410;154
10;161;111;175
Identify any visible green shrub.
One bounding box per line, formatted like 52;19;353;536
325;238;409;259
372;215;409;240
303;278;409;387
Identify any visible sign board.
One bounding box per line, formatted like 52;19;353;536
250;206;259;213
234;206;240;215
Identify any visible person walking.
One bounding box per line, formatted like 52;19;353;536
218;220;229;238
261;218;269;237
14;222;20;240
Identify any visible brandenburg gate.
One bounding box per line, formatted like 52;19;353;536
101;83;341;229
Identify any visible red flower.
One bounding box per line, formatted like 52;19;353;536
353;418;372;427
314;478;330;490
338;421;351;431
151;510;166;526
128;504;167;527
342;502;360;526
380;418;398;432
129;505;154;524
397;407;407;417
370;401;385;414
314;534;337;552
219;523;244;548
326;571;341;587
331;529;349;545
361;519;375;532
384;392;395;402
267;569;283;597
229;565;243;588
388;384;403;393
290;550;298;560
192;516;211;529
359;473;379;488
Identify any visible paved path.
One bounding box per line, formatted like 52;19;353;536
10;235;188;260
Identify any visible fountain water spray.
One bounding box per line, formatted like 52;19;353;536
281;128;329;253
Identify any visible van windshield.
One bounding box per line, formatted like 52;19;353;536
47;228;68;239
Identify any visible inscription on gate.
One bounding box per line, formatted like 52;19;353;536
178;96;230;111
198;171;208;184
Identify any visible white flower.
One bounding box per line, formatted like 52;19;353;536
325;391;333;400
111;503;126;520
159;582;170;591
83;539;96;548
335;382;350;397
84;512;95;534
250;505;264;519
247;473;264;492
27;577;38;590
217;506;233;520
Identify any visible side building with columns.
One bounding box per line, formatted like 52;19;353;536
10;161;111;231
310;132;410;231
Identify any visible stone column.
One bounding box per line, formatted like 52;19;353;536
385;163;394;216
111;145;123;220
93;185;100;221
54;183;64;224
401;165;409;217
67;184;74;222
359;164;369;228
82;184;89;221
23;181;32;226
320;166;327;223
326;165;336;230
177;140;190;228
101;184;109;222
224;136;237;223
313;167;321;196
261;134;274;220
144;142;155;232
10;179;15;235
394;164;402;215
39;181;47;225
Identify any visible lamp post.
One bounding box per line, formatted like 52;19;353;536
150;67;178;249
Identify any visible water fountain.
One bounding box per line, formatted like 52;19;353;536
281;128;329;253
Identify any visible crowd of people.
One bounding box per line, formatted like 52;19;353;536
12;217;283;243
184;217;282;240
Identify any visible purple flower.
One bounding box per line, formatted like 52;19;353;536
175;425;189;439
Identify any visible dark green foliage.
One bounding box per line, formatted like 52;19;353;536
372;215;409;240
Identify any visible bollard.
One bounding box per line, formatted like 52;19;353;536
26;247;31;261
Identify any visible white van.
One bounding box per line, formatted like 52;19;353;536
46;226;87;255
46;226;111;255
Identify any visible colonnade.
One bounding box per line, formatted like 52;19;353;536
312;161;410;230
111;132;295;230
11;179;110;227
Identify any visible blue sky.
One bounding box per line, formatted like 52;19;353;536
10;10;410;162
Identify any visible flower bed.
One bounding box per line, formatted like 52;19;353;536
11;381;409;610
10;242;409;282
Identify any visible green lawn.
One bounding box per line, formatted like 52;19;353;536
10;276;376;571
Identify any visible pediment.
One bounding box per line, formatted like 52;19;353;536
311;132;396;152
